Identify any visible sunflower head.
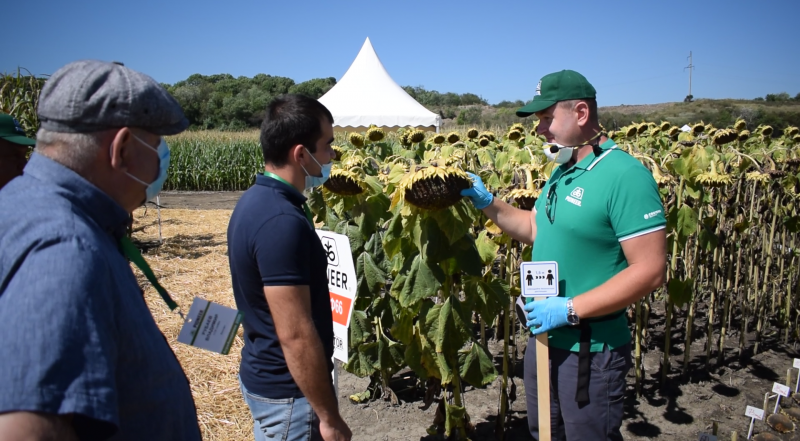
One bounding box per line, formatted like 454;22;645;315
785;126;800;137
467;128;479;139
734;119;747;132
637;123;649;135
505;188;541;211
745;171;769;183
510;123;526;134
446;132;461;144
331;146;344;160
409;130;426;144
712;128;738;146
348;133;365;148
432;134;446;144
759;125;774;137
738;130;751;142
323;169;367;195
625;125;638;138
366;126;385;142
399;165;471;210
507;130;521;141
480;131;497;142
692;123;706;135
660;121;671;131
478;137;490;147
668;127;681;138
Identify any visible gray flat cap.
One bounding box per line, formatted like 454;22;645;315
37;60;188;135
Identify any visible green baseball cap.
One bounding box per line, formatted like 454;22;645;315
516;70;597;117
0;113;36;146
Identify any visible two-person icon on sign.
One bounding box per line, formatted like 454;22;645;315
526;269;554;286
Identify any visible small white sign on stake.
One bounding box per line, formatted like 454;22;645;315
698;434;717;441
316;231;357;363
773;382;791;397
745;405;765;420
519;261;559;298
793;358;800;370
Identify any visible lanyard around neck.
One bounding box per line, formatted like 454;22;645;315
120;236;182;315
262;171;315;225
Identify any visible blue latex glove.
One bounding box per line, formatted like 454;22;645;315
460;172;494;209
523;297;569;334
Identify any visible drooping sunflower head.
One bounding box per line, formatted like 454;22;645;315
409;129;426;144
785;126;800;138
660;121;671;132
668;127;681;138
759;125;774;137
637;123;649;135
507;130;522;141
323;169;367;195
766;169;787;179
712;128;738;146
738;130;751;142
625;125;638;138
651;166;675;187
510;123;526;134
399;165;471;210
692;123;706;135
446;132;461;144
478;137;490;147
467;128;479;139
399;132;412;147
505;188;541;211
331;145;344;160
366;126;385;142
793;134;800;144
745;171;769;183
431;133;446;144
348;133;365;148
695;172;733;188
480;131;497;142
734;119;747;132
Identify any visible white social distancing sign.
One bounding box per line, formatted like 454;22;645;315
520;261;559;298
316;231;356;363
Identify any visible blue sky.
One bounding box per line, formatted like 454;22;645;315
3;0;797;107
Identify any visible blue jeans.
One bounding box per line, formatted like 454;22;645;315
239;378;322;441
524;338;632;441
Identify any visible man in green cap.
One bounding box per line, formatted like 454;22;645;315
461;70;666;440
0;113;35;190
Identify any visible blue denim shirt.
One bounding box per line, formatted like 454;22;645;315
0;154;201;441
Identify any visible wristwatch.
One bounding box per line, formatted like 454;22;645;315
566;298;580;326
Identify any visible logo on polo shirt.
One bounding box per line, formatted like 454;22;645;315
644;209;662;220
565;187;584;207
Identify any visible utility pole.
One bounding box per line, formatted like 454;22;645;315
684;51;694;102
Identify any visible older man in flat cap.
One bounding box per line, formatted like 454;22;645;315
0;113;36;190
0;60;201;441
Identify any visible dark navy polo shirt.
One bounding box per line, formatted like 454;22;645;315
0;153;201;441
227;174;334;399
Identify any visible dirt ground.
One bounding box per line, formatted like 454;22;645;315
137;192;800;441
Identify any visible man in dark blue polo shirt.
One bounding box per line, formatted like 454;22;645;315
228;94;350;441
0;60;201;440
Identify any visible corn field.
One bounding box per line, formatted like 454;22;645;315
164;121;800;439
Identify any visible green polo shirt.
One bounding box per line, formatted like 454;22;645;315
529;140;666;352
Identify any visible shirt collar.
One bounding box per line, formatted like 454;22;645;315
23;153;130;240
255;173;308;206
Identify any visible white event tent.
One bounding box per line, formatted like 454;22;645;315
318;37;441;133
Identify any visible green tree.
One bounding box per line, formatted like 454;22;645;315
288;77;336;99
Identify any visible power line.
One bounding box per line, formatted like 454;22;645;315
684;51;695;101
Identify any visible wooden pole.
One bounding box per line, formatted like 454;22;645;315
535;297;551;441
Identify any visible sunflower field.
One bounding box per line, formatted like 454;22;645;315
164;120;800;440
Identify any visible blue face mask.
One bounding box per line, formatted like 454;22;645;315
300;147;331;189
121;134;171;201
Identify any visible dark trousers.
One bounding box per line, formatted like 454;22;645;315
524;337;631;441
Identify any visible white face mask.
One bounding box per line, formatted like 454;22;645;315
543;143;574;164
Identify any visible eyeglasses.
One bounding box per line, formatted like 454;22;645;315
545;182;558;224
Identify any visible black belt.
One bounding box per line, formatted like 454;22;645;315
575;309;626;403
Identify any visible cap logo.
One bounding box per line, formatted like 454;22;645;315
12;118;25;134
535;80;542;96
